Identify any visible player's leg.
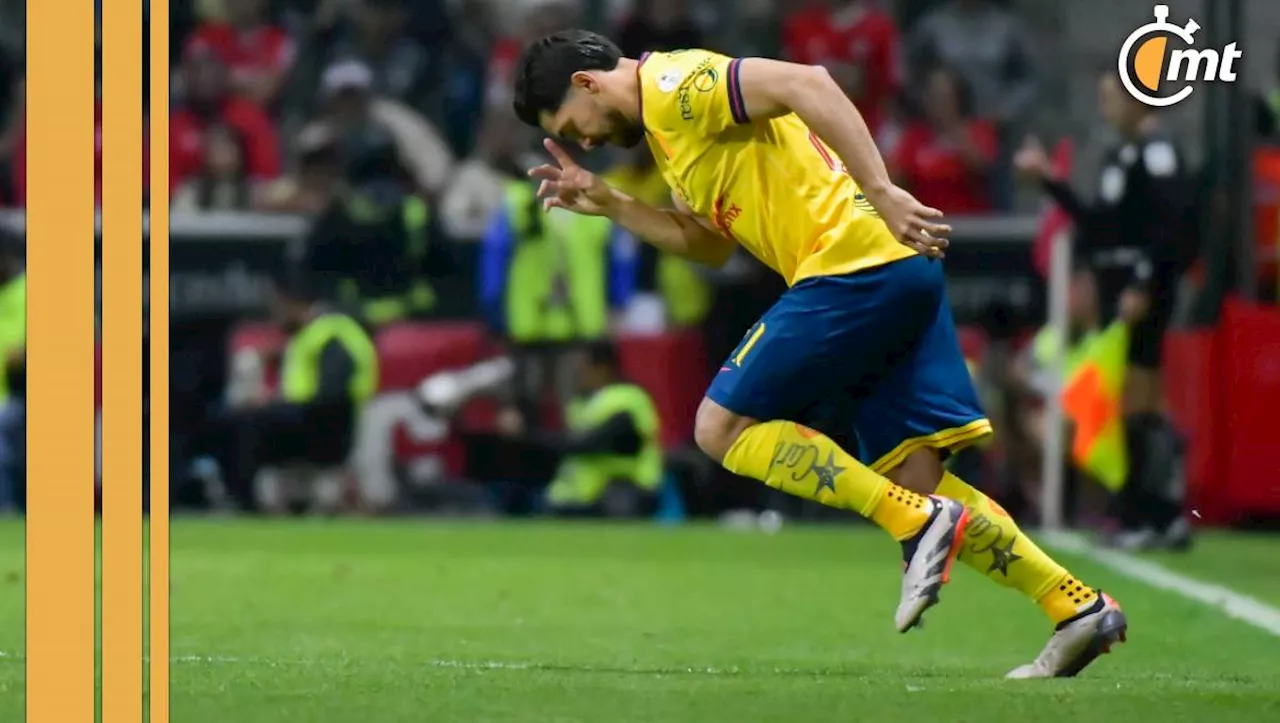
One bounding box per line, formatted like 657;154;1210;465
1114;281;1190;549
855;262;1126;677
696;266;971;630
696;398;957;544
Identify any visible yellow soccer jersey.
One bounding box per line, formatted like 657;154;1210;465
636;49;915;285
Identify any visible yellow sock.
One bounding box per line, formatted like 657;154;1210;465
936;471;1098;623
722;421;932;540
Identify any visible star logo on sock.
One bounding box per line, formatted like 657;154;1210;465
986;534;1022;576
810;451;844;495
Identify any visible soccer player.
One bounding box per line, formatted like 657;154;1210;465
512;31;1126;678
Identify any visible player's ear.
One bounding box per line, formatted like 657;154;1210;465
570;70;599;94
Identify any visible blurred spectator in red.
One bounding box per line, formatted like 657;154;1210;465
781;0;900;136
169;48;281;194
906;0;1036;210
172;124;253;212
614;0;705;58
905;0;1036;128
891;66;996;214
257;124;346;215
305;59;454;199
184;0;296;110
290;0;439;120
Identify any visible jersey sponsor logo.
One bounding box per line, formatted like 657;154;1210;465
658;70;682;93
712;194;743;240
679;86;694;120
1118;4;1241;107
676;56;717;121
692;67;718;93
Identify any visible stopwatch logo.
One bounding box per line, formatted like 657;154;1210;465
1118;4;1242;107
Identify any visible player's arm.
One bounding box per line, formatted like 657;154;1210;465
529;139;735;267
606;189;736;267
729;57;949;253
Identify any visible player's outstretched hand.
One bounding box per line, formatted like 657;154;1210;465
868;184;949;259
527;139;617;217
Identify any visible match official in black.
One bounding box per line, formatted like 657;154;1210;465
1015;69;1198;549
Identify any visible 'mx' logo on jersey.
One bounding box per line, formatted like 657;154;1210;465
713;195;742;240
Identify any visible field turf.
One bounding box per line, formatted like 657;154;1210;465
0;519;1278;722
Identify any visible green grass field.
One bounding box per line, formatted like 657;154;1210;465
0;519;1278;722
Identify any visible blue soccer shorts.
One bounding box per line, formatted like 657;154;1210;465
706;254;992;473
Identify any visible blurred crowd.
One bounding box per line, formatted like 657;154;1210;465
143;0;1221;537
146;0;1046;219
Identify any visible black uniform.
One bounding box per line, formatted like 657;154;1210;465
1039;130;1197;542
1041;130;1198;369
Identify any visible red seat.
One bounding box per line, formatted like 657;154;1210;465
227;321;286;354
373;321;488;392
372;322;489;483
1217;298;1280;518
616;331;710;448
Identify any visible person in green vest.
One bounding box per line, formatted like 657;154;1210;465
1021;263;1104;403
203;273;379;513
0;234;25;513
480;178;636;416
497;339;663;518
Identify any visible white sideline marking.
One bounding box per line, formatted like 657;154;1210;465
1042;530;1280;637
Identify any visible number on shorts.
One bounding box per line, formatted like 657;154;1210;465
732;322;767;367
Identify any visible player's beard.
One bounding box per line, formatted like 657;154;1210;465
610;111;644;148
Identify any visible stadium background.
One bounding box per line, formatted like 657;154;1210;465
26;0;1265;525
0;0;1268;518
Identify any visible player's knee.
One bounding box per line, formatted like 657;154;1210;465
693;398;755;464
886;448;945;495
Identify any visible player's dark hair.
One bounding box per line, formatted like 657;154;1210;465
512;30;623;128
582;339;622;372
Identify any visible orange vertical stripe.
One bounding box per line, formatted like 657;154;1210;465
25;0;97;721
102;0;145;721
148;4;171;722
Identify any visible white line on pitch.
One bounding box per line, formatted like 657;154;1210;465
0;652;861;678
1042;530;1280;637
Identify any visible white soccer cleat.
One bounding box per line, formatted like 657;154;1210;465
1006;592;1128;679
895;495;970;633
